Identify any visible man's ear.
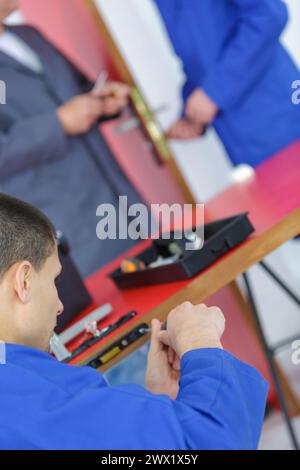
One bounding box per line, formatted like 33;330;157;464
14;261;33;304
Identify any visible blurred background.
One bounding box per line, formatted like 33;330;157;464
6;0;300;449
91;1;300;449
94;0;300;201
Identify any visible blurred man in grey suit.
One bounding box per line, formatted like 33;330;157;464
0;0;142;276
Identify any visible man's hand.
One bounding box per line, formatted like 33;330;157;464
146;319;181;400
93;81;130;116
57;94;105;136
146;302;225;399
167;118;204;140
158;302;225;359
185;88;219;126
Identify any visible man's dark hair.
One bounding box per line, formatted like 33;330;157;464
0;193;56;278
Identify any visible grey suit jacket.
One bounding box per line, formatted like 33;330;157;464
0;25;140;276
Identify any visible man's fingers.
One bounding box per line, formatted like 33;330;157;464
157;330;171;347
102;97;127;115
185;101;198;122
168;346;175;365
172;355;181;372
167;119;202;140
149;319;164;354
167;346;181;371
167;120;188;139
186;108;197;123
166;125;178;139
88;99;104;117
99;82;130;100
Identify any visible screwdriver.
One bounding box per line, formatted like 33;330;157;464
139;322;167;335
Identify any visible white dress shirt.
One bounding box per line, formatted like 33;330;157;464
0;30;43;73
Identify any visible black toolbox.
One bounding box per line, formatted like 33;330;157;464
110;212;254;289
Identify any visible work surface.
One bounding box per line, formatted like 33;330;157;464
70;140;300;369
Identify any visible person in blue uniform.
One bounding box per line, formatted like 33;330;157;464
0;193;268;450
154;0;300;167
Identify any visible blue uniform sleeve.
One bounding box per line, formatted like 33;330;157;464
174;349;268;449
2;346;268;449
39;349;267;450
201;0;288;110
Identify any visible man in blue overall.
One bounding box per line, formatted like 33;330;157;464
0;193;268;450
154;0;300;167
